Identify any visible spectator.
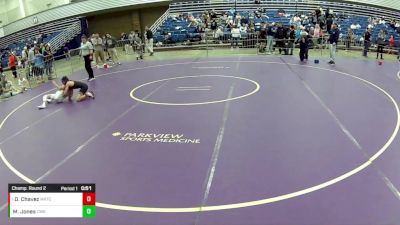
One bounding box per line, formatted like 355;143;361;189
39;43;45;54
231;25;241;49
298;33;309;62
145;26;154;56
133;33;144;60
214;27;224;44
288;25;295;55
27;45;35;78
21;46;28;67
128;31;135;45
350;23;357;30
221;13;228;24
295;25;302;40
8;51;18;79
36;33;43;45
363;28;372;57
0;76;20;98
102;34;110;61
346;28;353;50
120;32;128;40
226;21;233;31
313;24;322;48
275;24;286;54
188;18;198;27
105;34;121;65
121;32;131;54
210;19;218;32
266;23;275;54
376;30;385;60
33;49;45;83
307;26;314;36
170;14;178;22
63;46;70;60
240;16;248;26
292;15;301;26
328;23;340;64
236;13;242;24
210;9;217;19
91;33;106;67
326;15;333;32
163;32;172;44
43;45;53;79
240;23;248;33
389;20;396;30
258;24;267;53
388;35;395;54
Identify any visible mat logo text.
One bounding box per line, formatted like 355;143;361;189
118;132;201;144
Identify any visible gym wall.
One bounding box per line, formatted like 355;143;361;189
86;5;168;37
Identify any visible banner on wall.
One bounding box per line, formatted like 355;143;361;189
0;27;4;38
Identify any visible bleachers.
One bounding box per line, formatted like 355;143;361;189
0;17;82;49
153;0;400;46
1;17;83;68
154;11;294;43
0;31;71;67
169;0;399;20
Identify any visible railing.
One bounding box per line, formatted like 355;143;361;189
0;17;81;49
1;34;399;99
150;8;171;34
48;21;82;53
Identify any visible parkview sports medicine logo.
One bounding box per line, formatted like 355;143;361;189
113;132;201;144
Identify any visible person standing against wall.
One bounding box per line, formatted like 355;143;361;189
145;26;154;56
80;35;95;81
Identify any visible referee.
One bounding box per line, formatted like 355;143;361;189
80;35;95;81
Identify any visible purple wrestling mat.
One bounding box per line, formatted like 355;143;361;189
0;56;400;225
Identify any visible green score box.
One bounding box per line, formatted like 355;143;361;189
83;205;96;218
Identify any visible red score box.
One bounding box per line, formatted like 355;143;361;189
83;192;96;205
